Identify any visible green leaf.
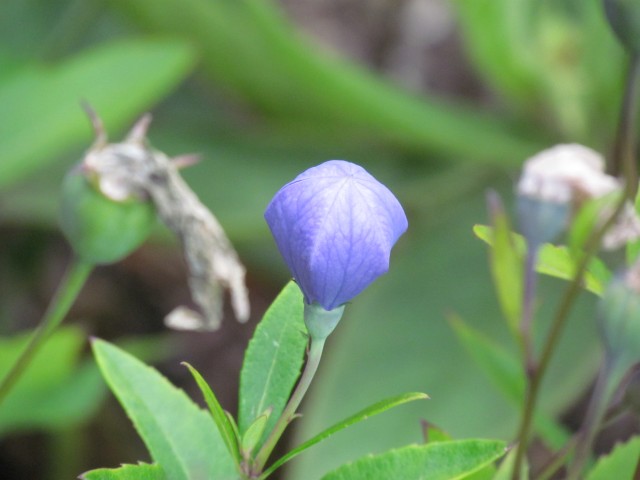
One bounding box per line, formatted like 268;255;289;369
238;281;307;446
486;192;523;335
449;314;569;450
321;439;506;480
261;392;428;479
242;409;271;457
473;224;609;295
182;362;241;466
111;0;544;163
0;38;195;190
452;0;540;110
91;339;238;480
81;463;166;480
0;326;105;435
585;436;640;480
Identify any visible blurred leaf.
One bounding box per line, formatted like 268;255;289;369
110;0;544;163
238;281;306;448
492;446;529;480
81;463;166;480
585;436;640;480
454;0;624;144
0;326;105;435
473;224;609;295
449;314;570;450
91;339;238;480
486;192;523;335
262;392;428;479
452;0;540;109
321;439;506;480
183;362;241;466
0;38;195;190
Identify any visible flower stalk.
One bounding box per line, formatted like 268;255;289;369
511;192;631;479
0;258;93;406
251;336;326;476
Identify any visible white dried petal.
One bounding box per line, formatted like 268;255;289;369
518;143;640;251
517;144;617;203
81;114;250;330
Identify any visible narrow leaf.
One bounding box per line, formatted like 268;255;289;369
242;410;271;457
486;192;523;334
321;439;506;480
260;392;428;479
473;224;609;295
91;339;238;480
238;281;307;447
81;463;166;480
450;314;569;449
182;362;241;465
585;436;640;480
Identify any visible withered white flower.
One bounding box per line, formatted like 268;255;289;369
517;144;640;250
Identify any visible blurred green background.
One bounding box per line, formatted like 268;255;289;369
0;0;630;478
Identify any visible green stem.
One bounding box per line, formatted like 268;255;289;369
511;197;629;479
251;337;326;476
609;53;640;195
566;357;628;480
512;48;640;480
0;258;93;406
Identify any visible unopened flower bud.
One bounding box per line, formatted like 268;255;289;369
265;160;407;311
516;144;640;249
59;164;155;265
604;0;640;53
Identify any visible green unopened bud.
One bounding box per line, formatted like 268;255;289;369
598;262;640;370
60;166;155;264
517;196;570;248
604;0;640;53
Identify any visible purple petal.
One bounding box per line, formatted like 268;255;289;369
265;160;408;310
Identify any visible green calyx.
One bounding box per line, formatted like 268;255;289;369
59;167;156;264
303;303;345;341
604;0;640;53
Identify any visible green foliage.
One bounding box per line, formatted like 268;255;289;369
585;436;640;480
453;0;624;143
109;0;543;164
242;410;271;458
261;392;429;479
474;224;610;295
183;362;242;466
486;194;523;335
450;315;569;450
321;439;506;480
91;339;239;480
0;326;104;435
81;463;166;480
238;281;307;446
0;38;195;190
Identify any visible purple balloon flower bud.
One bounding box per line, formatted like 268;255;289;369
265;160;408;310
